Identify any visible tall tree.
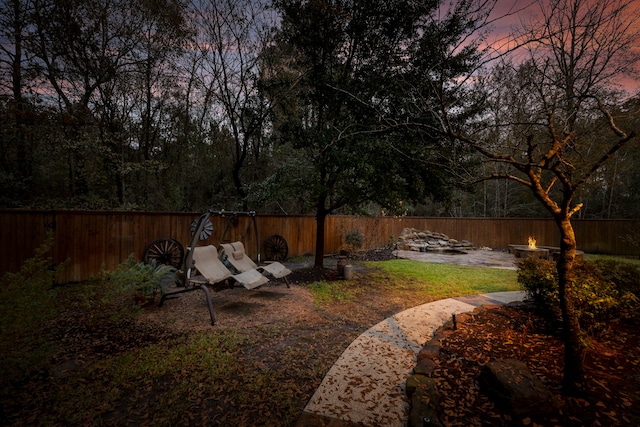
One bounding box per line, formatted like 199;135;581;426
192;0;275;209
418;0;639;392
271;0;459;267
0;0;35;201
28;0;141;200
25;0;190;207
125;0;189;208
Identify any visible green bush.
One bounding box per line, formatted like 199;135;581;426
0;232;62;392
591;258;640;298
344;229;364;251
517;257;559;316
107;255;178;300
571;261;638;336
518;257;640;336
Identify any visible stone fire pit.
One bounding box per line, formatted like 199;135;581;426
508;244;584;261
509;245;550;259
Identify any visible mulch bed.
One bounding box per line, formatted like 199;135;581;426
433;303;640;426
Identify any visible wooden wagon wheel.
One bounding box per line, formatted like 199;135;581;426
264;234;288;261
143;238;185;268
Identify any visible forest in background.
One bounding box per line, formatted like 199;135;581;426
1;0;639;218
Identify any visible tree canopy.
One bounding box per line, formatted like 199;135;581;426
267;0;476;265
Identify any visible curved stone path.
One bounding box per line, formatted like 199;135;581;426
296;291;525;427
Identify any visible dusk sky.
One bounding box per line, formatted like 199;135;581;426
486;0;640;95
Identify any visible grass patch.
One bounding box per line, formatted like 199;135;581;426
100;330;246;383
307;280;357;303
303;259;520;305
41;330;248;426
584;253;640;265
366;259;520;299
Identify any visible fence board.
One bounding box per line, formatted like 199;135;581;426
2;210;639;283
106;214;121;275
4;212;18;272
56;212;72;282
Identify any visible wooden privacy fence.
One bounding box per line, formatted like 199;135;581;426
1;209;639;283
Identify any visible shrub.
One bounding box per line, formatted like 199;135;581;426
517;257;559;318
344;229;364;252
571;261;638;336
0;232;63;392
518;257;640;336
590;258;640;298
107;255;177;302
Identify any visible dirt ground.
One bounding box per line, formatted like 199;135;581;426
4;249;640;426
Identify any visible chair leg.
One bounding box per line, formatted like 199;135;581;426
197;284;216;325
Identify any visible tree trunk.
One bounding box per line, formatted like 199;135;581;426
314;196;328;268
555;217;587;393
231;162;247;209
116;172;125;206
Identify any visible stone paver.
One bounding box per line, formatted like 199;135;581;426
397;248;518;270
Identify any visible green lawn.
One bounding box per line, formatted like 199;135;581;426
371;259;519;295
305;259;520;305
584;253;640;265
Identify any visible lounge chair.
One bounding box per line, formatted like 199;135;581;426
220;241;292;286
190;245;269;290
